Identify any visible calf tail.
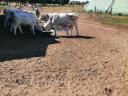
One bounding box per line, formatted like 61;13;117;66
3;9;6;15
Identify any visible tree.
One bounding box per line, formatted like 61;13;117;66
3;0;70;5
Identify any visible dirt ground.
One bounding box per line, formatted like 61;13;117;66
0;6;128;96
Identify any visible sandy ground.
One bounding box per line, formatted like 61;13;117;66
0;7;128;96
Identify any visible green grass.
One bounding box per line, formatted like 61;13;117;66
100;15;128;26
0;2;6;8
0;5;6;9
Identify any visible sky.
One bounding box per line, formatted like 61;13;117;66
70;0;92;2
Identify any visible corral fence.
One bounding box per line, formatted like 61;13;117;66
0;1;85;13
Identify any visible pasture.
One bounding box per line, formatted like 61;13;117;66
0;5;128;96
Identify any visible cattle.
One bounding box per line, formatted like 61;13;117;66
3;7;40;28
3;9;17;27
32;7;40;17
40;13;57;22
10;11;38;35
41;13;79;37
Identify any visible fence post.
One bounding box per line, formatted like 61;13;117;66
95;6;96;13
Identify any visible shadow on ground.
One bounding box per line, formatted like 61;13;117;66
0;15;59;62
59;35;95;39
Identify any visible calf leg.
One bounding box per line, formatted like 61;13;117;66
10;24;13;32
5;18;10;27
54;29;57;37
74;22;78;36
66;31;69;37
18;25;23;34
70;25;73;36
65;27;70;37
53;25;57;37
31;24;35;36
4;19;7;27
13;25;18;35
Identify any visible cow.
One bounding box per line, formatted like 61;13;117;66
3;8;40;28
41;13;79;37
10;11;38;35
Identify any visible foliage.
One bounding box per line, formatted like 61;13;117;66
100;15;128;26
3;0;70;5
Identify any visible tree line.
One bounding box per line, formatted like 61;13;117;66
4;0;70;6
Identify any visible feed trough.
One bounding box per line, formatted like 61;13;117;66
35;26;53;37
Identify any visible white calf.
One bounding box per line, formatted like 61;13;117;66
3;9;18;27
42;13;79;36
4;8;40;27
10;11;38;35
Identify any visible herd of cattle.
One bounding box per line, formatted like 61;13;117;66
3;6;79;37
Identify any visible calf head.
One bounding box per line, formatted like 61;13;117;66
40;14;50;22
43;16;53;31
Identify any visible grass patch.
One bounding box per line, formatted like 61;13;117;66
43;5;82;13
100;15;128;26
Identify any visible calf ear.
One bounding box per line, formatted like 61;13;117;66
49;16;53;21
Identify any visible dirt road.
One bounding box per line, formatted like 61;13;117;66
0;13;128;96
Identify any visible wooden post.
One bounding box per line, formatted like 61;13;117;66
95;6;96;13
